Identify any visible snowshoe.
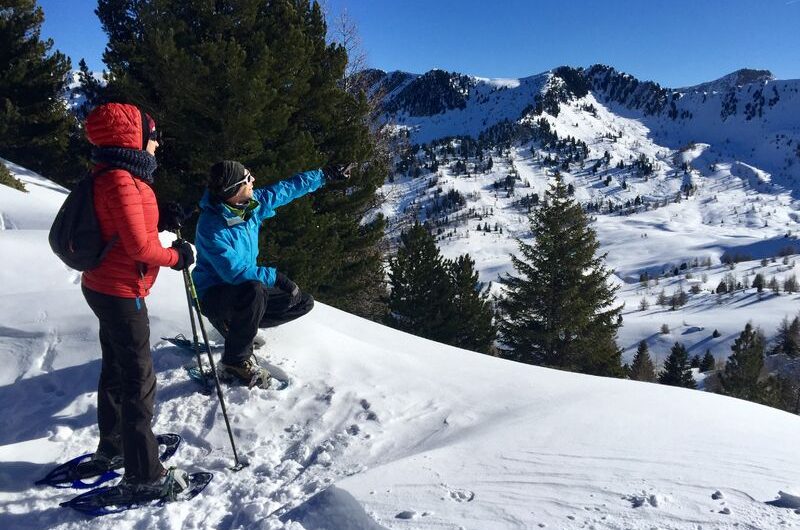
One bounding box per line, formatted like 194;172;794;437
36;433;182;489
161;333;210;353
163;333;265;353
60;468;213;516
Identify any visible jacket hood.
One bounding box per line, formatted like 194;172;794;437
86;103;148;150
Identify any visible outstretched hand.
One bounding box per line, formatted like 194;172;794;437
322;162;355;182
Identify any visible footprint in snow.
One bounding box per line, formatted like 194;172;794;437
624;491;661;508
357;398;379;422
444;486;474;502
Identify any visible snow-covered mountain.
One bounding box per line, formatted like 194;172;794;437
371;65;800;366
2;159;800;529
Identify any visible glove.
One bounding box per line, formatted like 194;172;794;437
158;201;192;232
170;240;195;271
322;162;355;182
274;272;301;307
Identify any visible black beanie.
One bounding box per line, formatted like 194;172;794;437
209;160;247;201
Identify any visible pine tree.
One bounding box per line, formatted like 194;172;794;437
386;223;454;342
770;316;800;357
700;350;716;372
658;342;696;388
752;273;765;293
497;174;623;377
719;323;766;401
446;254;496;353
94;0;386;319
0;0;75;178
629;340;656;382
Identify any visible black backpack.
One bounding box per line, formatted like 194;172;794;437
49;169;117;271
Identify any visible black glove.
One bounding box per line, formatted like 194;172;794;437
322;163;355;182
170;240;195;271
275;272;301;307
158;201;192;232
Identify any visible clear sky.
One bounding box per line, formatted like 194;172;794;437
38;0;800;88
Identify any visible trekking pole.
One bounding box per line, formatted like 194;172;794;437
175;230;249;472
176;233;206;383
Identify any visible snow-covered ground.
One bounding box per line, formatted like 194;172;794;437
2;163;800;528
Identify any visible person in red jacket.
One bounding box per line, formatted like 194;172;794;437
80;102;193;497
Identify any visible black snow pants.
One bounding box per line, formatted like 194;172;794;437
199;280;314;365
82;285;163;483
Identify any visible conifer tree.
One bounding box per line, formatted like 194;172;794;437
700;350;716;372
446;255;496;353
752;273;765;293
719;323;766;401
386;223;453;343
629;340;656;382
94;0;386;318
0;0;74;177
658;342;696;388
497;174;623;377
771;316;800;357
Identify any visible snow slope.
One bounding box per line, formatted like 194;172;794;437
2;166;800;528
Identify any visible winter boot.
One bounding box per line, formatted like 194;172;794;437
218;357;271;389
75;451;124;478
119;467;189;501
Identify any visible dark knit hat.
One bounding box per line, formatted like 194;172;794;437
209;160;247;201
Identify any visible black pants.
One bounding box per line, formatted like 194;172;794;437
82;285;162;483
200;280;314;364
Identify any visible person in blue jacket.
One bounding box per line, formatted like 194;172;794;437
192;160;350;387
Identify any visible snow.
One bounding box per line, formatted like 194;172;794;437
3;161;800;528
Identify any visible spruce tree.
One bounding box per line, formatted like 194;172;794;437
497;174;623;377
700;350;716;372
752;273;765;293
386;223;453;343
658;342;696;388
0;0;75;178
629;340;656;382
94;0;386;319
720;323;766;401
446;254;496;353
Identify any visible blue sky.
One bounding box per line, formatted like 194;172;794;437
39;0;800;88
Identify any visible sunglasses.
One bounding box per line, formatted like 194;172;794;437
223;171;255;192
148;129;163;143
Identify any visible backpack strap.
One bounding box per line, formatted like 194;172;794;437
88;167;122;255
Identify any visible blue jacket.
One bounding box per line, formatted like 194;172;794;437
192;169;325;300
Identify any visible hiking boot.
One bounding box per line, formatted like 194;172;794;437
119;467;189;501
75;451;124;478
218;357;271;388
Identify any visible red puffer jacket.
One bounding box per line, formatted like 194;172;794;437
81;103;178;298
